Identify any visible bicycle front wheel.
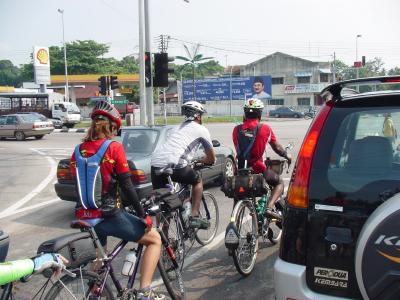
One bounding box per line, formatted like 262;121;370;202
195;192;219;246
232;200;259;276
158;259;185;300
45;270;114;300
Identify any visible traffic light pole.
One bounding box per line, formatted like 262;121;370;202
144;0;154;126
138;0;147;125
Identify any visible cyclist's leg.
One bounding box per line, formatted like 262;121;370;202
137;228;161;289
263;169;283;210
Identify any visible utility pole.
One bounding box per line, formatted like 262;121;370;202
144;0;154;126
58;9;69;101
138;0;147;125
157;34;170;124
333;52;336;83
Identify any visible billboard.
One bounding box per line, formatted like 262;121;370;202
33;46;51;85
182;75;272;102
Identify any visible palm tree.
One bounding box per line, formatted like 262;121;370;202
176;44;212;100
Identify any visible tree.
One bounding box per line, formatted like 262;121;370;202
176;44;213;99
0;60;21;87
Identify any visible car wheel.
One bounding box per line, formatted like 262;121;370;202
0;137;5;140
222;157;235;182
294;114;299;118
65;124;75;129
275;114;280;118
35;135;44;140
14;131;25;141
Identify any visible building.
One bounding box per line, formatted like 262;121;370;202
240;52;333;106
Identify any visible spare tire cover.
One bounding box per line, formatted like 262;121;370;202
355;193;400;300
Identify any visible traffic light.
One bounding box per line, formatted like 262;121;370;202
362;56;366;66
145;52;152;87
98;76;108;95
110;76;119;90
153;52;174;87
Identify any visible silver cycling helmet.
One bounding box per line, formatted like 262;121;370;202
181;101;206;121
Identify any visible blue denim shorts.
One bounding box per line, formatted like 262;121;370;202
94;210;146;246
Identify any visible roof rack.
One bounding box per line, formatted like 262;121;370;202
320;75;400;101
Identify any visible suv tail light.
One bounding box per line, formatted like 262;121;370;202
287;102;333;208
131;169;147;184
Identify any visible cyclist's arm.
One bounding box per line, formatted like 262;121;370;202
202;148;216;165
0;259;34;285
200;127;216;165
270;141;289;159
118;172;145;218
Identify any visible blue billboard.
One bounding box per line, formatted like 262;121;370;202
182;75;272;102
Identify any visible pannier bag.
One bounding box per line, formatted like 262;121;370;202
223;173;268;199
151;188;183;211
0;230;9;263
265;158;285;175
37;232;97;270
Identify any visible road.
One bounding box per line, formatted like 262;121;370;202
0;119;311;299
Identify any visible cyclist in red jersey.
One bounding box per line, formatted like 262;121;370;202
233;98;292;217
70;101;163;300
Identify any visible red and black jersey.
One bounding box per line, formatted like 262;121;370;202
233;119;276;174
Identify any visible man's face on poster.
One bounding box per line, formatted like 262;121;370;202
253;82;264;94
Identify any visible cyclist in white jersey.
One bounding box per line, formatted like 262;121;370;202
151;101;216;229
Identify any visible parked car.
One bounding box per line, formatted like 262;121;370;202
274;76;400;300
268;106;304;118
55;125;236;201
0;113;54;140
17;112;63;129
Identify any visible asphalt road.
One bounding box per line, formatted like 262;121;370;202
0;119;311;299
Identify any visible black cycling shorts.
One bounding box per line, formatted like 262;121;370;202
151;165;201;189
263;169;281;187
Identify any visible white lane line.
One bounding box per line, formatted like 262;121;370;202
0;149;57;218
0;198;61;219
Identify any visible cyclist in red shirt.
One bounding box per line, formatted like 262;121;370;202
70;101;162;300
233;98;292;217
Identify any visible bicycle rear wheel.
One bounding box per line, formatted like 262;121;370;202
195;192;219;246
44;270;114;300
232;200;258;276
158;258;185;300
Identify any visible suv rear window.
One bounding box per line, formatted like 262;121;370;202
309;102;400;210
121;129;159;155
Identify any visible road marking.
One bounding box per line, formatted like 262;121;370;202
0;198;60;219
0;149;57;218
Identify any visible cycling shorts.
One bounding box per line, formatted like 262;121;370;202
151;165;201;189
263;168;281;187
94;210;145;246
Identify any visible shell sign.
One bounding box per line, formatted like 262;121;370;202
33;46;50;67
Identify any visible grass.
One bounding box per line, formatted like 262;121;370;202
75;116;245;128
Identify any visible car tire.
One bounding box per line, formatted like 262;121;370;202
222;157;235;183
294;114;299;118
65;124;75;129
0;137;5;140
35;135;44;140
275;114;280;118
14;131;25;141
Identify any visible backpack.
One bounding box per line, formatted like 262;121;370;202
74;140;113;209
236;123;262;169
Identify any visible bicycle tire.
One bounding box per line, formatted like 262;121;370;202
195;192;219;246
158;210;186;271
158;259;185;300
44;270;115;300
231;200;258;276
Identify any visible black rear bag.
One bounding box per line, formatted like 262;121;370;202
152;188;183;211
223;173;268;199
0;230;10;263
37;232;96;269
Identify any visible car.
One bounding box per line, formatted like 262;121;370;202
0;113;54;140
268;106;304;118
55;125;236;201
274;76;400;300
16;112;63;129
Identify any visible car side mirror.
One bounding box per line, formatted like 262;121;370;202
212;140;220;147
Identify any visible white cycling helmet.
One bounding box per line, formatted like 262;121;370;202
181;101;206;121
243;98;264;119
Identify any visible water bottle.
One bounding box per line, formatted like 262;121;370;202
122;250;137;276
256;194;268;219
182;201;192;221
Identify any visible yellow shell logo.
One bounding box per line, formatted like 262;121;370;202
37;48;49;64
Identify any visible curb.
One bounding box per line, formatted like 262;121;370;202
54;128;87;133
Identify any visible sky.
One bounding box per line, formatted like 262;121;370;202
1;0;399;70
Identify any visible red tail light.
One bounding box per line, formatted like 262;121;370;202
287;102;333;209
57;166;73;181
131;169;147;183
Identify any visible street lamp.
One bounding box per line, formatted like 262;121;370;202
58;9;69;102
355;34;362;89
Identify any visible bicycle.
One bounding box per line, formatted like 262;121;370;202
223;144;293;276
41;202;186;300
152;162;219;271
